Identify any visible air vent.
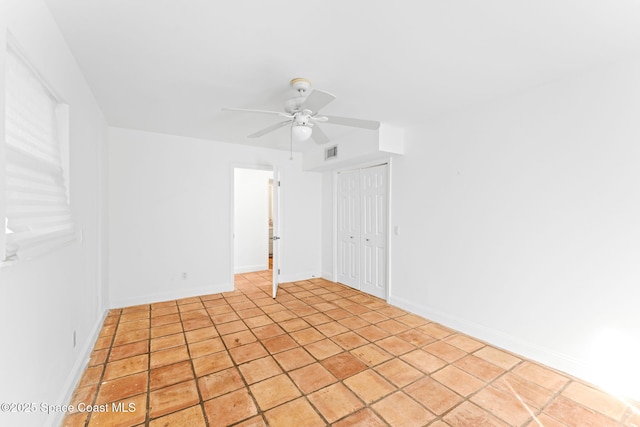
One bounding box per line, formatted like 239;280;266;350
325;145;338;160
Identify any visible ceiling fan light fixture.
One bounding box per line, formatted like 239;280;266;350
292;124;312;141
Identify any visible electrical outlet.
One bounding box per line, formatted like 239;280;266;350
181;272;187;280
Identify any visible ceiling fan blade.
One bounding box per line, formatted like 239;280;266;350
310;115;328;122
311;124;330;145
323;115;380;130
222;107;291;118
300;90;336;113
247;120;291;138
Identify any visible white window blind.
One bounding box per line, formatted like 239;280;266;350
4;47;74;262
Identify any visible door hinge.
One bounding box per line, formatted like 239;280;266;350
278;181;281;187
278;268;280;275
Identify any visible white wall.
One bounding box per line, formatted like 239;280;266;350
387;58;640;400
234;168;272;273
108;127;322;307
321;172;335;279
0;1;107;426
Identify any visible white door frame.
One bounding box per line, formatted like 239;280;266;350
229;164;278;290
332;159;392;301
271;168;281;298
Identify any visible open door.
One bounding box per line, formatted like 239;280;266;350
271;168;281;298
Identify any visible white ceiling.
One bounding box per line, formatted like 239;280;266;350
44;0;640;150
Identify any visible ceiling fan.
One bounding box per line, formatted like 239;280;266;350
222;78;379;145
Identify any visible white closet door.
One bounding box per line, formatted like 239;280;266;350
360;164;387;298
336;164;388;299
337;170;360;288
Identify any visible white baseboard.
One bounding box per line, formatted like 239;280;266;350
48;310;108;427
321;271;336;282
388;295;592;388
110;282;234;308
279;271;322;284
234;264;269;274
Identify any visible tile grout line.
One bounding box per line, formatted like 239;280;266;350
95;290;483;425
256;275;360;425
186;295;225;426
279;281;370;426
281;278;398;425
84;308;121;427
66;272;640;427
190;296;213;427
243;274;334;425
221;283;271;426
144;306;152;427
527;378;575;427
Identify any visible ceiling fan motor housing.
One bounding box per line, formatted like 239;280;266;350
284;97;304;114
290;77;311;93
285;78;312;113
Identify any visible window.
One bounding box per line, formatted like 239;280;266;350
3;45;74;263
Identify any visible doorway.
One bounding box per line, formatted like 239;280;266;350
336;163;388;299
233;168;274;274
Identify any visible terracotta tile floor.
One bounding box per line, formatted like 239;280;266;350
63;271;640;426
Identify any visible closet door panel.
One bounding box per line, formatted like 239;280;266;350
337;170;360;288
360;165;387;298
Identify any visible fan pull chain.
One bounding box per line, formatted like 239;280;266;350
289;122;294;160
